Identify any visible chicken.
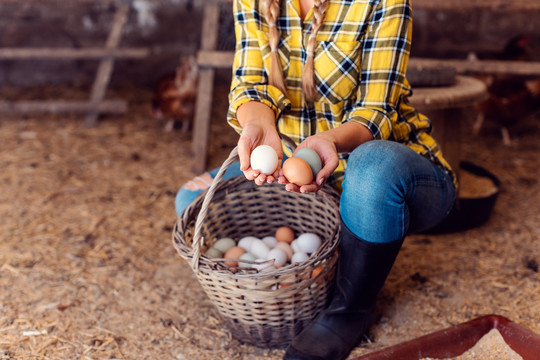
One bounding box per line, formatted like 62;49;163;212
471;34;540;145
474;77;540;145
151;55;198;132
467;34;532;62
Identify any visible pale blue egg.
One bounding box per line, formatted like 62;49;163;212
294;148;322;178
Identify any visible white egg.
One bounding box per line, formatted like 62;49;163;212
238;236;258;252
260;265;276;273
297;233;322;254
267;248;288;268
253;258;275;272
291;239;301;253
250;145;279;174
239;252;257;268
250;239;271;259
213;237;236;253
291;251;309;264
262;236;278;248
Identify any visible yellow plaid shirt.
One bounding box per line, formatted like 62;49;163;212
227;0;456;190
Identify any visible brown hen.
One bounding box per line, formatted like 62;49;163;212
152;56;198;132
472;34;540;145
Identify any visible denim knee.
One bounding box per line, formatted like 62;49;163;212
340;141;417;242
343;141;412;199
340;140;455;242
174;161;244;216
175;186;202;216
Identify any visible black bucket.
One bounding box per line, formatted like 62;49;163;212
426;161;501;234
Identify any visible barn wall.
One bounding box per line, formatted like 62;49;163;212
0;0;204;88
412;6;540;59
0;0;538;88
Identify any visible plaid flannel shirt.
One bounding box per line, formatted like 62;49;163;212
227;0;456;190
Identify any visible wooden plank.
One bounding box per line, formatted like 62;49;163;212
84;2;130;127
200;4;220;51
412;0;540;10
192;54;540;76
0;100;127;114
0;47;149;59
202;0;233;4
197;50;234;68
192;69;216;174
410;58;540;76
192;3;221;173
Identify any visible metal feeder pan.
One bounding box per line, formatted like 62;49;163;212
353;314;540;360
427;161;501;234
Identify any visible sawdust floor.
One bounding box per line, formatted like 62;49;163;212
1;74;539;360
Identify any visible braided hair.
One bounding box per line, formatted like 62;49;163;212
262;0;288;96
262;0;329;102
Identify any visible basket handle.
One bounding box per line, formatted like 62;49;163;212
190;146;240;271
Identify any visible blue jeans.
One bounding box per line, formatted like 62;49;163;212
340;140;455;243
174;162;244;214
175;140;456;243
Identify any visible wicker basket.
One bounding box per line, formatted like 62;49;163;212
172;147;341;348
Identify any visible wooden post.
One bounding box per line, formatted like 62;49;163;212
191;3;221;174
84;2;130;127
0;100;127;114
0;47;149;60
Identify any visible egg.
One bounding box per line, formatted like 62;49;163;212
267;248;288;268
291;251;309;264
238;236;258;252
275;226;295;244
205;247;223;258
213;237;236;253
274;241;293;261
262;236;277;248
282;157;313;186
253;259;275;272
223;246;246;267
291;239;301;253
250;239;271;259
294;148;322;179
250;145;279;174
238;252;257;268
311;266;324;279
297;233;322;254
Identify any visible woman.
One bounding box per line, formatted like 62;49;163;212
176;0;457;359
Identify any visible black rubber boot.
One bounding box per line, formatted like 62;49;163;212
283;221;404;360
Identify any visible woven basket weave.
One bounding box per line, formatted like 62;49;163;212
172;147;341;348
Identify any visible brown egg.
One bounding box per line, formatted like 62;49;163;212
275;226;295;244
310;266;325;285
282;157;313;186
274;241;294;261
223;246;246;267
311;266;323;279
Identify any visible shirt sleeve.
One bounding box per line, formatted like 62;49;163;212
344;0;412;140
227;0;291;134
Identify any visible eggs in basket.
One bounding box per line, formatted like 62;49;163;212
205;226;323;272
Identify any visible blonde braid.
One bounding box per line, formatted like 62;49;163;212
303;0;329;102
262;0;288;96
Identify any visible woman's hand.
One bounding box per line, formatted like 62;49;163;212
278;121;373;193
278;133;340;193
236;101;283;185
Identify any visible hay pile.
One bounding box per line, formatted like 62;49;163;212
0;78;538;359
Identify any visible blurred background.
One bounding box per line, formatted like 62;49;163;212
0;0;538;87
